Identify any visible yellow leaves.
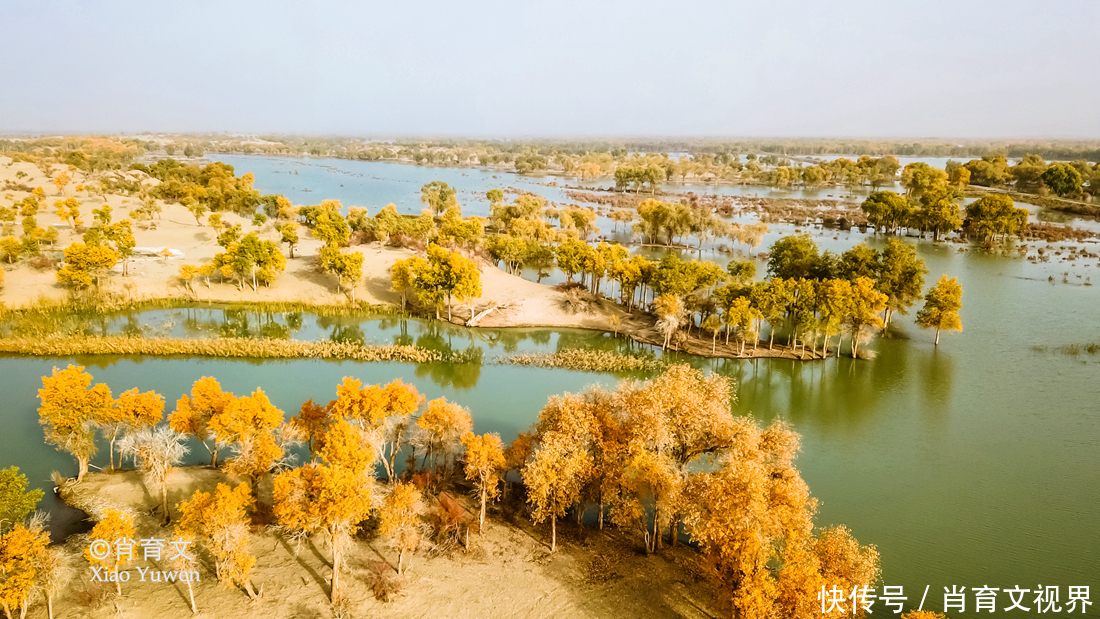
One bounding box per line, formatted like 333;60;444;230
38;364;113;466
177;483;255;591
417;397;472;454
273;460;372;538
0;523;48;612
207;388;284;480
114;387;165;430
382;379;423;419
327;376;369;422
318;418;374;472
328;376;424;430
378;482;424;559
209;388;283;445
289;398;330;459
522;431;593;525
170;377;231;441
56;242;120;289
461;432;506;500
85;509;135;568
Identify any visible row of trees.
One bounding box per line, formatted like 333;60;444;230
22;363;901;618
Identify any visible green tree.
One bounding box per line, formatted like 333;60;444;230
767;235;820;280
421;181;457;215
0;468;43;533
860;191;915;235
900;162;949;196
1041;162;1083;197
876;239;927;326
915;189;963;241
965;195;1028;241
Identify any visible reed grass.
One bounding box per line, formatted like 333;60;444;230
500;349;665;373
0;335;452;363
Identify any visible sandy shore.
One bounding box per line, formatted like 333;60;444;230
0;156;814;361
53;467;721;619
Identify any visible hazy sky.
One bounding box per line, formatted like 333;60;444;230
3;0;1098;138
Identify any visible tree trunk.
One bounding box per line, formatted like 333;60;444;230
77;455;89;482
551;515;557;552
398;549;405;575
330;535;341;602
161;484;171;524
115;578;121;596
935;327;941;346
210;445;219;468
47;595;54;619
244;580;258;600
109;433;118;471
479;487;487;532
186;580;196;614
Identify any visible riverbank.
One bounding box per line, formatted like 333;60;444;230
52;467;722;619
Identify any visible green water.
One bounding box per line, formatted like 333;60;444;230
3;155;1098;616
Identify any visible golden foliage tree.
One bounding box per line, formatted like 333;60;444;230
916;275;963;346
169;377;233;467
460;432;506;531
272;418;373;602
99;387;164;470
84;509;135;595
414;397;472;481
522;430;592;552
378;482;425;574
208;389;285;484
288;398;329;462
0;522;49;619
38;365;113;481
681;420;880;619
177;483;259;599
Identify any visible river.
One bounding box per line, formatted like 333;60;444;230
3;154;1097;617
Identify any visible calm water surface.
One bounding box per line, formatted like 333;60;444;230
2;155;1097;617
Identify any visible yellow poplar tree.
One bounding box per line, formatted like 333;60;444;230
272;419;373;602
84;509;135;595
38;365;113;482
169;377;233;467
916;275;963;346
288;398;330;462
99;387;164;470
208;389;285;485
378;482;424;574
460;432;506;532
0;523;49;619
414;397;472;479
522;431;592;552
177;483;258;599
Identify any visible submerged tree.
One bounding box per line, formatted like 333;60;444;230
916;275;963;346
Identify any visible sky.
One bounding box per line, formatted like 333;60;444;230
2;0;1098;138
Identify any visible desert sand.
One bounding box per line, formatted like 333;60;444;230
54;468;722;619
0;155;809;360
